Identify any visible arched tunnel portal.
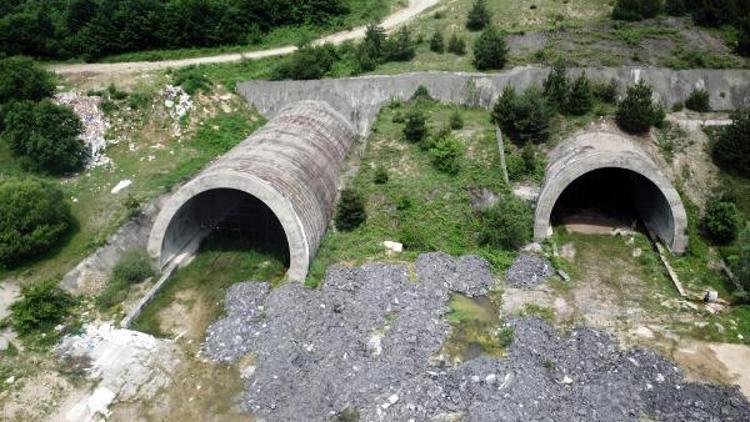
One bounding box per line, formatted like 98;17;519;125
148;100;356;282
534;131;688;253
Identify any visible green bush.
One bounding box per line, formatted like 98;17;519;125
672;101;685;112
449;110;464;129
542;60;568;111
430;32;444;53
374;165;389;184
0;56;55;105
703;200;740;244
403;109;428;142
466;0;492;31
386;27;415;62
411;85;433;102
271;43;338;80
566;74;593;116
593;78;619;104
448;33;467;55
172;66;213;95
113;249;155;284
473;26;508;70
0;177;73;267
666;0;688;16
335;188;366;231
615;81;665;134
479;196;533;250
738;16;750;57
612;0;661;21
685;88;711;112
430;134;465;174
356;24;387;72
2;100;86;174
712;108;750;177
10;279;76;336
399;219;433;250
106;83;128;100
96;278;129;312
505;152;526;181
735;224;750;292
492;85;553;144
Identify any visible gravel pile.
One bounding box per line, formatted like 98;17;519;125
203;252;750;422
505;253;555;288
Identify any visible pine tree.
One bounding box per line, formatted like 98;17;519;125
386;27;415;61
615;81;665;134
543;60;569;112
335;188;366;231
430;31;444;53
472;26;508;70
448;33;466;55
566;74;593;116
466;0;492;31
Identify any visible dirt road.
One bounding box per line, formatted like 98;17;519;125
50;0;440;76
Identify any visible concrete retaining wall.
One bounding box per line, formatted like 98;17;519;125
238;67;750;137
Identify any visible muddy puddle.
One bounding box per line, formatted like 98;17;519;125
439;294;504;362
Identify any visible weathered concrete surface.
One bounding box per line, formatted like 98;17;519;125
148;100;356;281
61;196;167;294
238;67;750;136
535;129;688;253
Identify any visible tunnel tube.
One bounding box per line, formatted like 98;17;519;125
148;100;356;281
534;130;688;253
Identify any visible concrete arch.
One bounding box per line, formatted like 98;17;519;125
534;130;688;253
148;100;356;282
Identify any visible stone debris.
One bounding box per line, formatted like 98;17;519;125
203;253;750;421
505;253;555;289
56;323;179;421
705;290;719;303
110;179;132;194
163;85;194;136
55;92;111;167
383;240;403;254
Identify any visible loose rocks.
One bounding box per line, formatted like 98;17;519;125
505;253;555;288
203;253;750;421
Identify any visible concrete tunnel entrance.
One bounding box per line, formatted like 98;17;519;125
550;168;672;236
534;130;688;254
148;100;356;282
161;188;290;265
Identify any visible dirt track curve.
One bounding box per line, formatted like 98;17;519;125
50;0;440;76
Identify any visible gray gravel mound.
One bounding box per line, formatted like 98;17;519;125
203;252;750;422
505;253;555;288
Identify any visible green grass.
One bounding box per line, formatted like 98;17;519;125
97;0;397;64
0;98;263;286
306;100;515;286
131;233;287;337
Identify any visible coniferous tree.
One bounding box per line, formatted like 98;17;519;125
473;26;508;70
430;31;444;53
566;74;593;116
466;0;492;31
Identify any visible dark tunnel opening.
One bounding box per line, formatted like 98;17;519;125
163;188;290;267
550;168;673;237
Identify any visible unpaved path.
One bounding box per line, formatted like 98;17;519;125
50;0;440;76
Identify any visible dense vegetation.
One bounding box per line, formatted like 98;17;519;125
0;178;73;268
713;108;750;177
0;57;85;174
615;81;665;134
9;280;76;341
0;0;378;60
